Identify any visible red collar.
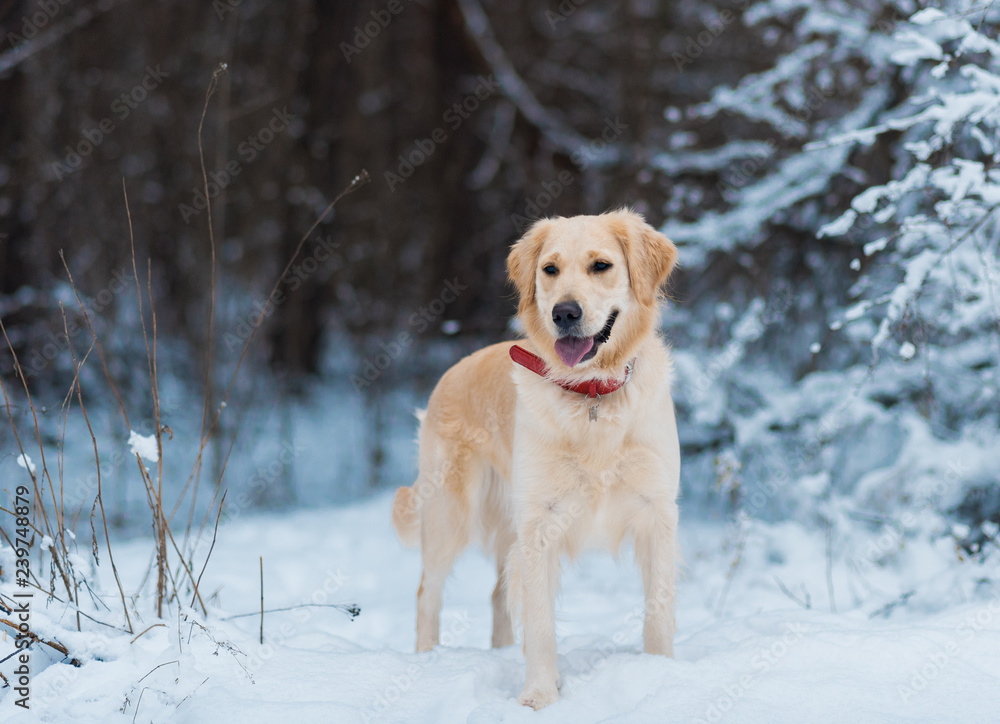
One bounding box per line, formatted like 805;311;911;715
509;344;634;398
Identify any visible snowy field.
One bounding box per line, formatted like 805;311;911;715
3;492;999;723
4;2;1000;722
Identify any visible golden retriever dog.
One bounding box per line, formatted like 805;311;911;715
391;209;680;710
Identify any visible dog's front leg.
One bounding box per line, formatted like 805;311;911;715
633;500;678;657
516;516;561;710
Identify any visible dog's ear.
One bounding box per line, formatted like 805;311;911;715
611;210;678;308
507;219;553;316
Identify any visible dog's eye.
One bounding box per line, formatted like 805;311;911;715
592;261;612;272
542;265;558;276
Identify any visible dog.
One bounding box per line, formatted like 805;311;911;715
391;209;680;710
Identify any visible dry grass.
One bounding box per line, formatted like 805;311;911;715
0;64;369;660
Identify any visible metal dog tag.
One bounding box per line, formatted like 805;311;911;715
587;394;601;422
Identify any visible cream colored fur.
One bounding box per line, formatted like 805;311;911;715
391;209;680;710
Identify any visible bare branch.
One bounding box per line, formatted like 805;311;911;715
773;576;812;610
0;0;131;75
455;0;616;165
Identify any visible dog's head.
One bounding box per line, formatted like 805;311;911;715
507;209;677;374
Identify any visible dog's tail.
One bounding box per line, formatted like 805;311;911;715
393;407;430;547
392;484;421;547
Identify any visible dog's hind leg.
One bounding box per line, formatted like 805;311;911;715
414;457;471;652
491;526;516;648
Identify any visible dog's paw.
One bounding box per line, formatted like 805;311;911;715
643;639;674;657
518;684;559;710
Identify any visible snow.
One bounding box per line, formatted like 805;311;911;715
15;453;35;475
126;429;159;463
2;494;999;723
3;2;1000;721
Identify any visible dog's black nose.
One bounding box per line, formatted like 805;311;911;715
552;301;582;329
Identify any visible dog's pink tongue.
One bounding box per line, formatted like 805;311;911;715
554;336;594;367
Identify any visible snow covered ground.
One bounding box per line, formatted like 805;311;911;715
2;492;999;723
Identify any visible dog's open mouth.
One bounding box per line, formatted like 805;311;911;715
554;310;619;368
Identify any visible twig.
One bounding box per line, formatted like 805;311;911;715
171;170;370;525
176;677;210;709
190;490;227;611
1;577;126;632
826;520;837;613
130;623;167;644
59;252;159;619
869;590;915;619
223;602;361;621
58;251;133;429
132;457;208;615
192;465;228;559
188;62;229;544
60;304;133;633
131;687;147;724
122;178;172;619
148;254;171;618
0;362;80;603
976;0;998;32
865;200;1000;373
0;619;80;665
773;576;811;610
137;660;178;684
715;529;747;617
183;616;254;682
0;316;68;596
259;556;264;645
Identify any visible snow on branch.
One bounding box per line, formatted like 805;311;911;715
819;5;1000;358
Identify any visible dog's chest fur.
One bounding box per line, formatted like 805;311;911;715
507;343;675;553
